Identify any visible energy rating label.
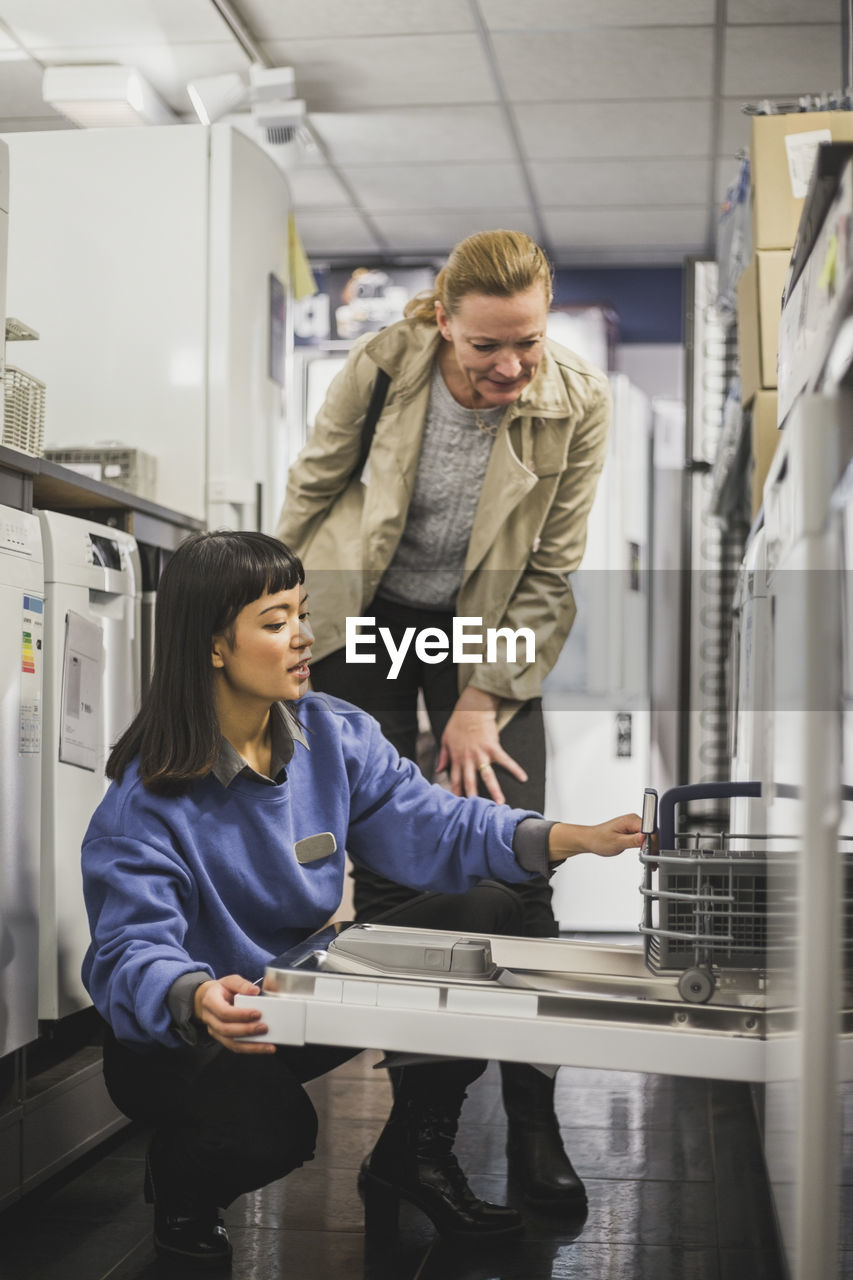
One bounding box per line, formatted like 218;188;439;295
20;593;44;754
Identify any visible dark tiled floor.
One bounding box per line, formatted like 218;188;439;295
0;1050;785;1280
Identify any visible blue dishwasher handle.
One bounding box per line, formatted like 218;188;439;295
658;782;762;853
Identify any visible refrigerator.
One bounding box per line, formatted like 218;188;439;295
0;124;293;531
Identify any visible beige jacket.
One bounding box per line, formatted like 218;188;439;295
276;319;610;727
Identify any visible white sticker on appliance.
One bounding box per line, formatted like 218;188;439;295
59;610;104;771
20;593;44;754
784;129;832;199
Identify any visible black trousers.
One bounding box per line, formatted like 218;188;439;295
310;596;558;938
102;881;523;1210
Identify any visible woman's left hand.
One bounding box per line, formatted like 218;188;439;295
436;687;527;804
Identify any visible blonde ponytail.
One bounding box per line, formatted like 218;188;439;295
403;229;553;325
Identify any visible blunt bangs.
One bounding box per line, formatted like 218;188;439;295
161;531;305;641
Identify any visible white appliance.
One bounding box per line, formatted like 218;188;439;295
37;510;141;1019
288;349;349;462
0;138;8;417
544;373;651;931
760;394;852;1280
0;506;43;1055
243;924;766;1085
728;526;772;842
1;125;293;530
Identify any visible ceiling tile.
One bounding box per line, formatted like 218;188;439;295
286;166;352;209
722;24;843;97
310;107;515;163
241;0;474;39
531;157;712;207
515;100;714;160
262;35;494;110
483;0;714;29
727;0;839;22
370;210;540;255
543;206;709;255
295;210;384;256
493;28;715;100
0;28;22;54
341;162;529;211
0;0;227;47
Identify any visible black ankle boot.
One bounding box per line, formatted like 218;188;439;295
144;1147;232;1269
501;1063;587;1208
362;1082;523;1240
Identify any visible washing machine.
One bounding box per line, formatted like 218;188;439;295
0;506;44;1056
37;510;141;1019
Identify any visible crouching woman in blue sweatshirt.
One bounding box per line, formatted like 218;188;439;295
81;529;643;1270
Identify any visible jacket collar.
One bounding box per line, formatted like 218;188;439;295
364;321;441;398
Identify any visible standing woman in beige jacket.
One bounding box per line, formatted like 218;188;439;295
277;229;612;1227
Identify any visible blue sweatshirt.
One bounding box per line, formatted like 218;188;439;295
81;693;538;1050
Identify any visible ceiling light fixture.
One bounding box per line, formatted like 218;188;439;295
187;64;306;145
42;65;176;128
186;72;246;126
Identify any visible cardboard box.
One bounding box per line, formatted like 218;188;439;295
751;111;853;250
748;390;779;519
737;250;790;404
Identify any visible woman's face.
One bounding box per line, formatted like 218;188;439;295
211;583;313;705
436;284;549;408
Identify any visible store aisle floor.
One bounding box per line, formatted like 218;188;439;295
0;1049;783;1280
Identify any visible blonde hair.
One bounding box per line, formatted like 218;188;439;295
404;229;553;324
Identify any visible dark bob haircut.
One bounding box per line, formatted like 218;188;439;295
108;530;305;794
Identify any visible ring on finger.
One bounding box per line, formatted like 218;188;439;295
478;762;492;775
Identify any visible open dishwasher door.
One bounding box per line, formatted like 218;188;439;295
237;918;767;1084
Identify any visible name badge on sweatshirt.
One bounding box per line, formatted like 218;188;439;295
294;832;337;864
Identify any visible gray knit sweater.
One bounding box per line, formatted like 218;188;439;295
378;362;502;610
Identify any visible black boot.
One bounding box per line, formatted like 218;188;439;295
362;1072;523;1240
144;1144;232;1270
501;1063;587;1208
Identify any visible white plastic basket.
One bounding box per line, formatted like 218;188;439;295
2;364;46;457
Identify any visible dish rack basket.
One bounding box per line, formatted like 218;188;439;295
639;782;781;1003
2;364;46;456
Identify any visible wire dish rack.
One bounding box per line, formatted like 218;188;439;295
639;782;783;1004
2;364;45;456
43;444;157;499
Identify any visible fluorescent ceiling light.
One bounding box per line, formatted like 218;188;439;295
187;72;246;125
42;65;176;127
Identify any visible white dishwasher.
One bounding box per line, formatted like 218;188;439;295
237;781;769;1089
37;510;141;1020
0;505;44;1057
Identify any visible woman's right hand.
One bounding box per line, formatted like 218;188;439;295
193;974;276;1054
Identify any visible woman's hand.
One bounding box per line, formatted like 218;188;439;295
193;974;276;1054
548;813;645;863
436;686;527;803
